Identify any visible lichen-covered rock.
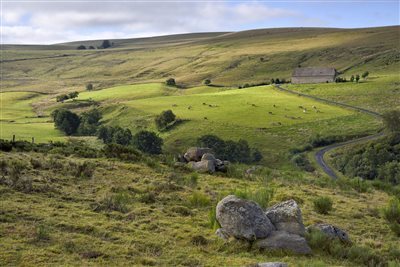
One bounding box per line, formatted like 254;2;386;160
307;223;351;243
187;160;215;173
216;195;275;241
257;263;288;267
254;230;312;254
265;199;305;236
184;147;212;162
215;228;230;240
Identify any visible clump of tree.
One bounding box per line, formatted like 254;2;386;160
97;126;132;146
335;77;347;83
86;83;93;91
77;45;86;50
56;91;79;102
197;134;262;163
166;78;176;86
133;130;163;154
77;109;102;135
51;109;81;135
155;110;176;131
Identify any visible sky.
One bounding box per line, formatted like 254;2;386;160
2;0;399;44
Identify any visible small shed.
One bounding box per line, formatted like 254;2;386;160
292;67;337;84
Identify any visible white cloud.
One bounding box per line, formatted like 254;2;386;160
1;1;320;44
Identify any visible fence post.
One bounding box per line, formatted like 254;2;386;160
12;135;15;143
32;137;35;144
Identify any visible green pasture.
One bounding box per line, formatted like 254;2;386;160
0;92;63;142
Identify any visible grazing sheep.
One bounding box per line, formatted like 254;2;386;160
202;102;207;105
172;104;178;107
299;105;304;109
204;117;208;120
303;109;307;113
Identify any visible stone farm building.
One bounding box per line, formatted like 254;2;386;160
292;67;337;84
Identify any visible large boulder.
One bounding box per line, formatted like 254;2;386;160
184;147;212;162
188;160;215;173
265;199;305;236
216;195;275;241
307;223;351;243
254;230;312;255
257;263;288;267
201;153;216;161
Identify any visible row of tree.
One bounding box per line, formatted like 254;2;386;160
335;71;369;83
76;40;112;50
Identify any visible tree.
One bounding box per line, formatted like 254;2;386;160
355;74;360;83
350;75;355;82
86;83;93;91
56;94;69;102
270;78;275;84
88;46;95;49
77;109;102;135
155;110;176;130
275;78;280;84
51;109;80;135
77;45;86;50
113;127;132;146
382;110;400;133
133;131;163;154
68;91;79;100
166;78;176;86
100;40;111;49
203;79;211;85
97;126;114;144
362;71;369;80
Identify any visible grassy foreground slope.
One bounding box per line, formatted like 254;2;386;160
1;151;398;266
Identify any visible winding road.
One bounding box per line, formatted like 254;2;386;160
274;85;383;179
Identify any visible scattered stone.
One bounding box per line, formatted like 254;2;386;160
307;223;351;243
184;147;212;162
265;199;305;236
254;230;311;255
216;195;275;241
257;263;288;267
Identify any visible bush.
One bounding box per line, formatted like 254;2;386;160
68;161;96;179
203;79;211;85
166;78;176;86
155;110;176;131
291;153;315;172
313;196;333;214
86;83;93;91
383;197;400;236
133;131;163;154
97;126;132;145
35;224;51;241
103;143;142;161
0;139;12;152
77;45;86;50
188;192;210;208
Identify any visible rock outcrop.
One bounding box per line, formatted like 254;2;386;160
216;195;275;241
254;230;311;254
307;223;351;243
180;147;229;173
265;199;306;236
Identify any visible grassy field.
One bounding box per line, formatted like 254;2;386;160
1;151;398;266
0;92;63;142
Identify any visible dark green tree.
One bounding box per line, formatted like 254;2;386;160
77;45;86;50
100;40;111;49
68;91;79;100
155;110;176;130
97;126;115;144
362;71;369;80
86;83;93;91
382;110;400;133
350;75;355;82
78;109;102;135
166;78;176;86
133;130;163;154
113;127;132;146
203;79;211;85
355;74;360;83
51;109;81;135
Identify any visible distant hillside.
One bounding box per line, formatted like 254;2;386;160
2;26;399;92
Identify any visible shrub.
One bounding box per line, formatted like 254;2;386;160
383;197;400;236
69;161;96;179
203;79;211;85
188;192;210;208
0;139;12;152
86;83;93;91
97;126;132;145
383;110;400;133
291;153;315;172
313;196;333;214
103;143;142;161
166;78;176;86
139;192;156;204
133;130;163;155
77;45;86;50
155;110;176;131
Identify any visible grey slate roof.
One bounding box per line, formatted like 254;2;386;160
292;67;336;77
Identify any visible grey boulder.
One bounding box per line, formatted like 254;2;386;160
307;223;351;243
187;160;215;173
257;263;288;267
201;153;216;161
216;195;275;241
254;230;312;255
265;199;306;236
184;147;212;162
